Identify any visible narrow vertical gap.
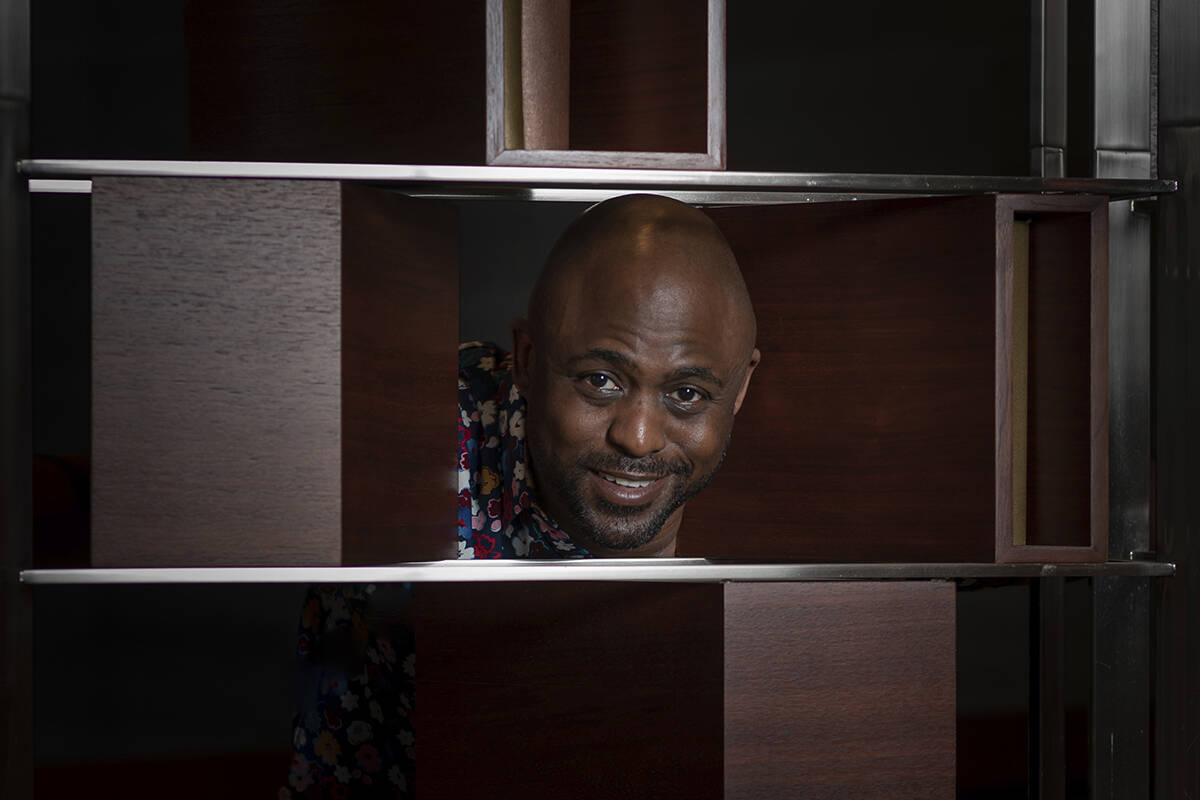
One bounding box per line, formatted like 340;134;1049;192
1014;218;1031;546
1066;0;1096;176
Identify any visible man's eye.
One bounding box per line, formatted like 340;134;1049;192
668;386;706;406
582;374;620;392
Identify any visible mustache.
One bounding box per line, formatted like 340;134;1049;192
577;453;693;479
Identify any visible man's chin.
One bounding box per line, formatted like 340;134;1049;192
572;501;674;552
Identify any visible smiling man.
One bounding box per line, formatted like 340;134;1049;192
286;195;760;798
458;193;760;559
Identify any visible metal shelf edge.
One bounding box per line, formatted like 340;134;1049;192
16;159;1177;199
19;560;1177;585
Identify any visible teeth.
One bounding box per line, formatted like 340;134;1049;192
603;474;654;488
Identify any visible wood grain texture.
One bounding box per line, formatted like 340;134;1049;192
93;178;344;566
415;582;723;799
569;0;708;154
92;179;460;566
724;581;956;799
187;1;487;164
683;195;1106;562
487;0;723;167
520;0;570;151
341;186;458;564
1027;213;1092;547
685;197;1000;562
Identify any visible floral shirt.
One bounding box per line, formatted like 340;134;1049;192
456;341;588;559
282;343;587;798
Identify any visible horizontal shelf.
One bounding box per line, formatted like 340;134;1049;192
20;559;1176;585
18;159;1176;200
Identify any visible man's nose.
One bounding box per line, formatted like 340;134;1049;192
606;394;667;457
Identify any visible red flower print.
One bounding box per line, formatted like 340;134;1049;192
486;498;502;518
323;707;342;730
357;744;382;772
474;533;498;558
458;489;470;508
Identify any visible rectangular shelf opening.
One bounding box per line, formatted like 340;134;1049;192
488;0;724;168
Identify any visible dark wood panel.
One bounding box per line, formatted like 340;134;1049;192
415;582;724;799
92;178;345;566
1026;213;1093;548
35;751;291;799
568;0;709;154
684;197;1000;561
186;1;487;164
724;581;956;799
341;186;458;564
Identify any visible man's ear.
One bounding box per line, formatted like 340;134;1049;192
732;347;761;415
511;317;534;394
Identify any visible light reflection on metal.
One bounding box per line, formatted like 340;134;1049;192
19;559;1177;585
15;159;1176;200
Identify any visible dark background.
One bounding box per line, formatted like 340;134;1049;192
30;1;1048;796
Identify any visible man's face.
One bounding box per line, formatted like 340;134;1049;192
515;252;757;556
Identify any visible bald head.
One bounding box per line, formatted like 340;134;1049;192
527;194;757;357
511;194;760;558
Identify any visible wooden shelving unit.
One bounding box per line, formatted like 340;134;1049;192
12;0;1188;797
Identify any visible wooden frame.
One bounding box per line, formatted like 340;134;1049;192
993;194;1108;562
485;0;726;169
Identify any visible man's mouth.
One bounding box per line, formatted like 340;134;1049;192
588;469;668;506
600;473;657;489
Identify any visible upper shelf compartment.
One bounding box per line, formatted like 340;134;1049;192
486;0;724;168
185;0;724;169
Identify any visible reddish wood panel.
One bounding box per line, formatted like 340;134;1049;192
685;197;1000;561
187;1;487;164
341;187;458;564
91;179;458;566
724;581;956;799
1026;213;1094;547
518;0;571;151
568;0;709;154
92;178;345;566
414;582;724;799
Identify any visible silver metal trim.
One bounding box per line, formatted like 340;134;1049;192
27;178;91;193
19;560;1177;585
14;160;1177;199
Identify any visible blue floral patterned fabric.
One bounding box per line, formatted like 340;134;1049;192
456;341;588;559
282;586;415;799
282;342;587;798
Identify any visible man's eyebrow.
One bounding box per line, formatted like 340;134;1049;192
566;348;636;370
666;365;724;388
566;348;725;388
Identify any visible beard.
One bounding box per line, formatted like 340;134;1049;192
533;446;727;552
